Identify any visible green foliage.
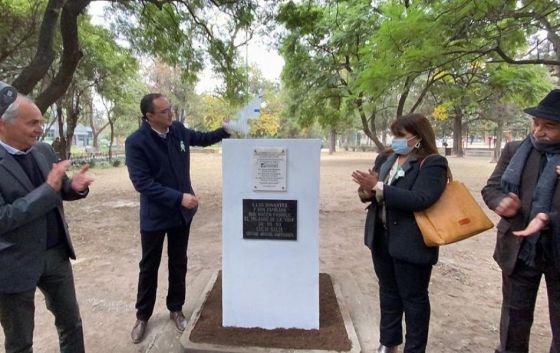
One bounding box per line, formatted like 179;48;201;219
78;20;139;93
278;0;376;136
278;0;558;149
2;0;559;150
191;94;232;130
109;0;264;105
277;1;323;34
487;64;553;106
62;16;142;152
114;2;203;84
0;0;45;80
250;111;280;137
433;103;452;121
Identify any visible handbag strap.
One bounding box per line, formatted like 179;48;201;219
420;154;452;182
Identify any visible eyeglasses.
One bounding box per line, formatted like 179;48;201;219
153;106;173;115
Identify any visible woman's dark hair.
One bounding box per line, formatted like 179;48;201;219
140;93;163;119
390;113;438;159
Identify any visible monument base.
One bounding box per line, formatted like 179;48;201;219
180;272;361;353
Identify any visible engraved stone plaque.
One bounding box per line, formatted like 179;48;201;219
252;148;287;191
242;199;297;240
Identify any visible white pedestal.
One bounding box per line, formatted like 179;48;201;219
222;139;321;329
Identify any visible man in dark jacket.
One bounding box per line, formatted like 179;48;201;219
482;89;560;353
0;89;93;353
126;93;230;343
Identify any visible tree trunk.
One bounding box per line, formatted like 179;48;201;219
64;93;80;159
453;111;464;157
380;111;389;146
109;120;115;161
35;0;90;114
90;119;109;151
56;104;68;159
88;99;99;149
11;0;65;94
92;129;99;150
492;119;505;163
355;96;384;151
41;109;57;141
65;112;77;158
542;19;560;85
396;76;412;118
175;106;186;124
328;128;336;154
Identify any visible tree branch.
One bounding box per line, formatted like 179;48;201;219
491;45;560;66
11;0;65;94
35;0;91;113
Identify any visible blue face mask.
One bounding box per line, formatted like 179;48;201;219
391;136;417;155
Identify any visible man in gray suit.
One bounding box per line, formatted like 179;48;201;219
482;89;560;353
0;86;93;353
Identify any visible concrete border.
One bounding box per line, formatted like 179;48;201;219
180;271;361;353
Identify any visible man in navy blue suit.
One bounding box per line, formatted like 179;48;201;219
125;93;230;343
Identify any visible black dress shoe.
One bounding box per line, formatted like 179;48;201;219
377;344;399;353
170;311;187;332
131;319;147;344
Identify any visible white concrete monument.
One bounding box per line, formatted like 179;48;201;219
222;139;321;329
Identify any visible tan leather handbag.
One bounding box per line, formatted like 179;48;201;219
414;166;494;247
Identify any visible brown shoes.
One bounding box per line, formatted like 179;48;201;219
131;319;147;344
130;312;185;343
170;311;187;332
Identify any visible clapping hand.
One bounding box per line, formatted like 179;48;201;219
512;165;560;236
352;169;378;191
47;160;71;192
71;164;94;192
495;192;521;218
513;213;550;237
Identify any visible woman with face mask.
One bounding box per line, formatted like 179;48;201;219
351;113;448;353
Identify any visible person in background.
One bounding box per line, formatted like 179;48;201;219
0;86;93;353
482;89;560;353
352;113;448;353
51;137;63;160
126;93;231;344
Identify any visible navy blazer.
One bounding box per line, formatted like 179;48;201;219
0;142;87;293
125;121;229;232
363;153;448;265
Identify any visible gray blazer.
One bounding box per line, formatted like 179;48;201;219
482;141;560;275
0;142;87;293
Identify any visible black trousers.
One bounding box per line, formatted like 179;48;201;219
372;230;433;353
496;259;560;353
0;244;84;353
135;223;191;320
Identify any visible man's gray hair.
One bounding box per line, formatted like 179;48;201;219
0;95;34;123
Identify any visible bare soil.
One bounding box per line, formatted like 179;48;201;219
0;151;553;353
189;272;351;351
